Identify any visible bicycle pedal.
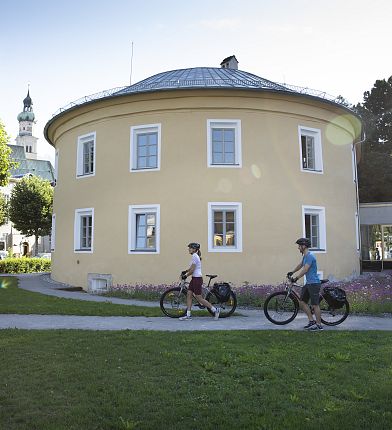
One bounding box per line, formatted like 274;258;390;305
195;305;206;309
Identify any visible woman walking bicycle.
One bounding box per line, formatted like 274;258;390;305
179;243;220;321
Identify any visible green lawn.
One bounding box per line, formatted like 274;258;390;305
0;330;391;430
0;277;162;317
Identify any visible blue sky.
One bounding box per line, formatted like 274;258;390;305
1;0;392;163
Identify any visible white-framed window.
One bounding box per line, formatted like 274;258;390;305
298;126;323;174
130;124;161;172
74;208;94;253
302;205;326;252
207;120;242;167
51;214;56;251
76;132;96;178
128;204;160;254
208;202;242;252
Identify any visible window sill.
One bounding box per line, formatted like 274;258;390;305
208;164;242;169
76;173;95;178
208;247;242;253
301;168;323;174
129;249;158;254
310;248;326;253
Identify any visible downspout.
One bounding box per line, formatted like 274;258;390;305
352;130;366;274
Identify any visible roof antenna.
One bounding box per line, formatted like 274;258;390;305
130;42;134;85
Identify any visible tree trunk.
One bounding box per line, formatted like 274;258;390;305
34;234;39;257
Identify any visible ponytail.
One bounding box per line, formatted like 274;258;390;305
197;249;202;261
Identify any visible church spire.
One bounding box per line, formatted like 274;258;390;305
23;86;33;112
17;86;35;123
16;85;38;159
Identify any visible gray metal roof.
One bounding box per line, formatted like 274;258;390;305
46;66;359;143
8;145;55;182
115;67;290;96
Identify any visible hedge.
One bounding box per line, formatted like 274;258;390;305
0;258;51;274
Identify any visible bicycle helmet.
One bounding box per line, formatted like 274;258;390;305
188;242;200;250
295;238;311;248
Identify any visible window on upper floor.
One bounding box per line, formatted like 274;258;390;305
74;208;94;253
130;124;161;172
302;205;326;252
77;132;96;178
208;202;242;252
299;126;323;174
128;204;160;253
207;120;242;168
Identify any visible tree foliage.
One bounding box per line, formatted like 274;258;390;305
9;176;53;255
356;77;392;202
0;193;7;226
0;119;16;187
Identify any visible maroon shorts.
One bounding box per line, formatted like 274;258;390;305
189;277;203;295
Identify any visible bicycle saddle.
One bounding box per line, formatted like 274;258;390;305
206;274;218;279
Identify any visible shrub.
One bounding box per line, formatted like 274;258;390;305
0;257;51;274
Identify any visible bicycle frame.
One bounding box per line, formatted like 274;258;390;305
263;277;349;326
177;275;215;307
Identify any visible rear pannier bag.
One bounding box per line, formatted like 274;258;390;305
323;286;346;309
213;282;232;302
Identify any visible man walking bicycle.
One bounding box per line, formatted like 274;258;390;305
287;238;323;331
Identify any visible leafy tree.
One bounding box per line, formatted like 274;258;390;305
356;77;392;202
0;193;7;226
0;119;17;186
9;175;53;256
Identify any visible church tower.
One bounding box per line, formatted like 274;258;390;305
15;88;38;159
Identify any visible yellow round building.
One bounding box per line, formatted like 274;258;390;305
45;58;362;291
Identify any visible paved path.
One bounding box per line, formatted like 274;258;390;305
0;273;391;332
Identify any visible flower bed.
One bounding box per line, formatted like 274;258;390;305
332;272;392;314
106;283;172;301
106;273;392;315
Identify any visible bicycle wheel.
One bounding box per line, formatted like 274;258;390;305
160;287;187;318
263;291;299;325
319;297;350;326
206;290;237;318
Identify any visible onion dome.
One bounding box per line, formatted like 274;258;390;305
17;89;35;122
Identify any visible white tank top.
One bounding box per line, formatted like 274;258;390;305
190;253;202;277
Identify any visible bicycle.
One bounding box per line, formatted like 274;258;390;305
160;274;237;318
263;277;350;326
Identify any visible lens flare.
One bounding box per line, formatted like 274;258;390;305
251;164;262;179
0;280;9;289
326;114;361;146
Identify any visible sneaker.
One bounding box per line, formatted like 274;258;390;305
179;315;192;321
304;320;316;329
309;324;323;331
214;308;221;320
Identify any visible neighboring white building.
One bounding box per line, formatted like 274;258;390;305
0;89;55;257
360;202;392;271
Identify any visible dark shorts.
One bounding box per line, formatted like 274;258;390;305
189;277;203;295
300;283;321;305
